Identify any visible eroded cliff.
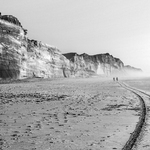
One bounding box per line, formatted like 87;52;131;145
63;52;124;76
0;14;70;79
123;65;142;76
0;14;142;79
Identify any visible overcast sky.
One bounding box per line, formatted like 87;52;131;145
1;0;150;73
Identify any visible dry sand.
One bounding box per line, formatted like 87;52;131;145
121;77;150;150
0;77;141;150
122;77;150;94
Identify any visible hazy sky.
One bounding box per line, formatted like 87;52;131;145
1;0;150;73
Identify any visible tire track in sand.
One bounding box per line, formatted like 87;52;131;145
119;82;147;150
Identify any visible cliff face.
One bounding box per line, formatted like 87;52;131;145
63;53;124;76
0;14;142;79
0;15;70;79
123;65;143;76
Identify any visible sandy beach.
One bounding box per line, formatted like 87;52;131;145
120;77;150;150
0;77;142;150
122;77;150;93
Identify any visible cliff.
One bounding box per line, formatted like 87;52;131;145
123;65;143;76
63;52;124;76
0;14;142;79
0;14;70;79
63;53;143;77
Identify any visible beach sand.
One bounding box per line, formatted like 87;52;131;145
123;77;150;93
0;77;141;150
121;77;150;150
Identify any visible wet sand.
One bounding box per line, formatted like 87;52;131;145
0;77;141;150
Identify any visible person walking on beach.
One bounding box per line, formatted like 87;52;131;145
116;77;118;81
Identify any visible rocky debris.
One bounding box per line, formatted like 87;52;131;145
27;39;39;47
23;29;27;35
